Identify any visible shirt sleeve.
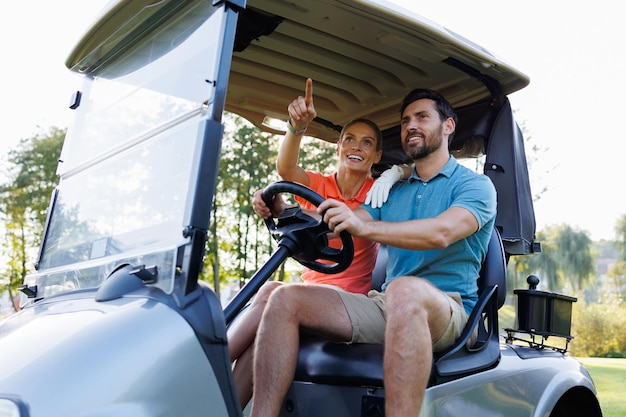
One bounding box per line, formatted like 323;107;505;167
361;202;381;221
452;174;497;228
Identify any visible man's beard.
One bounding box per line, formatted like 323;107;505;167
404;125;443;160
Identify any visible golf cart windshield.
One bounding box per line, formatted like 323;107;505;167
25;1;227;298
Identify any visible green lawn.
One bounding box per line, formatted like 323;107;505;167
577;357;626;417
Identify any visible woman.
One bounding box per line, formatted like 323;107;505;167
227;78;384;407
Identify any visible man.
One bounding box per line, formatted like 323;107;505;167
249;88;497;417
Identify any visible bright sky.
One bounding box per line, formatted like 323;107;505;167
2;0;624;241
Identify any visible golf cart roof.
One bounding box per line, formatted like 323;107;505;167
228;0;529;141
66;0;529;142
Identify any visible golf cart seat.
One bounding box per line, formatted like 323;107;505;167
294;227;507;387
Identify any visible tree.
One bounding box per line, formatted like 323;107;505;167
523;228;560;290
0;127;64;310
296;136;338;175
203;116;338;295
205;115;281;293
518;225;595;294
615;213;626;261
605;261;626;303
554;224;594;291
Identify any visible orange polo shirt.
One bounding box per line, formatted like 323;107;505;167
294;171;379;295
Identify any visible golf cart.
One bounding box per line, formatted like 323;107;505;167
0;0;602;416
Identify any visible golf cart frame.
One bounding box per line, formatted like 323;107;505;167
0;1;601;416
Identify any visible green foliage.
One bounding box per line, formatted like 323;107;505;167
498;304;516;331
203;114;338;294
604;261;626;303
615;213;626;261
556;224;594;290
506;219;626;358
0;127;65;308
297;136;338;175
1;127;64;223
570;301;626;358
514;224;594;293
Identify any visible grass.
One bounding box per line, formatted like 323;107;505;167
576;357;626;417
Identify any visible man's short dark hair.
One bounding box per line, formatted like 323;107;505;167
400;89;458;125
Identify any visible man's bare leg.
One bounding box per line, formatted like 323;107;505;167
249;284;353;417
383;277;452;417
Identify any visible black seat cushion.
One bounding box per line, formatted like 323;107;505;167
296;335;385;387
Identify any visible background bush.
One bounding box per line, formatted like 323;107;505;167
569;302;626;357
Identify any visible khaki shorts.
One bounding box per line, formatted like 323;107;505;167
336;288;472;353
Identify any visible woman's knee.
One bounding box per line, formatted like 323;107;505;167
264;283;305;315
266;284;334;320
252;281;284;306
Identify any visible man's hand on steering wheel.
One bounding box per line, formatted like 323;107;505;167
316;198;367;238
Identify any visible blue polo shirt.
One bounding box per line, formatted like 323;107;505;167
362;156;496;313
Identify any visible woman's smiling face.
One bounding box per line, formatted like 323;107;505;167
336;122;382;173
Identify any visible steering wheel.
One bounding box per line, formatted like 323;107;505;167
262;181;354;274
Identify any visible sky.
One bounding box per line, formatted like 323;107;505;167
1;0;624;241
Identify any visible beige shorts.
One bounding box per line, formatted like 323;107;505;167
336;288;471;353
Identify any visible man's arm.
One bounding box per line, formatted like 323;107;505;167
318;200;479;251
356;206;479;250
